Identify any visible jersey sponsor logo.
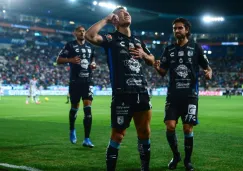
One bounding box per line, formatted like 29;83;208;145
87;49;91;53
78;72;89;77
105;34;112;42
176;82;190;89
80;59;89;69
117;116;124;125
82;54;86;58
81;49;86;53
178;51;184;56
124;58;141;73
175;64;188;78
188;50;193;57
126;78;142;86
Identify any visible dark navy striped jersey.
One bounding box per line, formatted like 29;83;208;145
58;40;95;82
100;31;151;94
160;41;209;98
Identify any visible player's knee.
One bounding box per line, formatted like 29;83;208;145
137;126;150;139
111;132;125;143
166;124;176;132
183;125;193;134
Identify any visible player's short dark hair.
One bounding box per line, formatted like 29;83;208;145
172;18;192;38
74;26;85;32
112;6;126;14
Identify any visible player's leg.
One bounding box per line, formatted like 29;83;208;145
81;84;94;147
164;100;181;170
68;82;82;144
133;110;151;171
133;93;152;171
82;99;94;147
181;98;198;171
183;124;194;171
106;95;131;171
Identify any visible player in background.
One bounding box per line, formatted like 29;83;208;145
57;26;96;147
26;76;40;104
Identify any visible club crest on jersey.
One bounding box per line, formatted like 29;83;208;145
117;116;124;125
178;51;184;56
81;49;86;53
188;50;193;57
129;43;135;48
87;49;91;53
105;34;112;42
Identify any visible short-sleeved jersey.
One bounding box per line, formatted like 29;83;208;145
160;41;209;99
100;31;151;94
58;40;95;83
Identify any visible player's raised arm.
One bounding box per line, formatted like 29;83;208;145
85;13;118;46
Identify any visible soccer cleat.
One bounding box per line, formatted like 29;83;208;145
168;153;181;170
70;129;77;144
82;138;94;148
184;160;194;171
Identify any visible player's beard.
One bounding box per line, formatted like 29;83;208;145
175;33;186;40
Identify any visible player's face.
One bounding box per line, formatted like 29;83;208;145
75;27;85;41
116;9;131;27
173;22;188;40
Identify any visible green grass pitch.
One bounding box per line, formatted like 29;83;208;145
0;96;243;171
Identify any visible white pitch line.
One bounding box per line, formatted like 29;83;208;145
0;163;42;171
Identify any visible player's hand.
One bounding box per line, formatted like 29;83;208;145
204;69;212;80
129;45;146;59
69;56;80;64
153;60;161;71
104;13;119;25
90;62;97;70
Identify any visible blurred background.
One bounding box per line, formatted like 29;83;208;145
0;0;242;96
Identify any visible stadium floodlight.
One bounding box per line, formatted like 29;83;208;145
202;16;224;23
69;21;75;24
208;50;212;54
69;0;76;2
94;1;126;10
141;31;145;35
3;10;6;13
93;1;98;5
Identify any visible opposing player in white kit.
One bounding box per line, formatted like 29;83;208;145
26;76;40;104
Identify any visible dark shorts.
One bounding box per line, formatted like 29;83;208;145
69;81;93;104
164;96;199;125
111;93;152;129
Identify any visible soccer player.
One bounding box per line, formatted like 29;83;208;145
225;85;231;98
85;7;154;171
57;26;96;147
154;18;212;171
26;76;40;104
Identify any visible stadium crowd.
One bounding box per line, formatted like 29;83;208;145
0;26;243;92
